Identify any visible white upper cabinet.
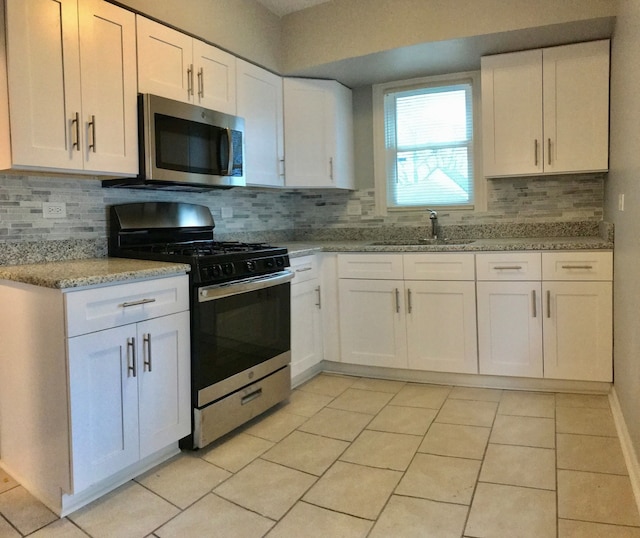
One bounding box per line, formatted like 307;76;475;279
284;77;355;189
137;16;236;115
236;59;284;187
3;0;138;175
481;40;609;177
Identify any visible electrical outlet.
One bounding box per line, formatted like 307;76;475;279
43;202;66;219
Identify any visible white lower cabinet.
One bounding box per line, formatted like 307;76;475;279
477;281;543;377
338;278;408;368
476;251;612;381
0;274;190;515
290;256;323;379
337;253;477;374
67;311;190;492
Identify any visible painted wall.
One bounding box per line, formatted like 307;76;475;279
280;0;616;75
605;0;640;457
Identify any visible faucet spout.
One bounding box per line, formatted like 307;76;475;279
426;209;438;240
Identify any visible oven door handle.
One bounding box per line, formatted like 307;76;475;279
198;270;294;302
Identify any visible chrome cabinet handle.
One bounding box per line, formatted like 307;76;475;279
187;64;194;96
143;333;152;372
119;298;156;308
88;115;96;153
395;288;400;313
315;286;321;309
198;67;204;98
295;267;312;273
532;290;537;318
494;266;522;271
561;265;593;270
72;112;80;151
534;139;539;166
547;290;551;318
407;288;413;314
547;138;551;165
127;337;137;377
329;157;334;181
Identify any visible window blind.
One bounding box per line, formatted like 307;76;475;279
384;82;474;208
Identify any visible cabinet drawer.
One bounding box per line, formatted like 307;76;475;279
542;251;612;281
65;275;189;337
403;253;475;281
338;254;403;280
290;255;318;284
476;253;542;281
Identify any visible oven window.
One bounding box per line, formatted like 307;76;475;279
193;283;290;392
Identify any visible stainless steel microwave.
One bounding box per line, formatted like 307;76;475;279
105;94;245;190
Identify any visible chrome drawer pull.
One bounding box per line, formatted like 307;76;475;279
561;265;593;270
532;290;537;318
127;337;136;377
143;333;152;372
315;286;321;309
119;298;157;308
407;288;413;314
395;288;400;313
295;267;312;272
494;266;523;270
547;290;551;318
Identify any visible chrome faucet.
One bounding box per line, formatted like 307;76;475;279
427;209;438;239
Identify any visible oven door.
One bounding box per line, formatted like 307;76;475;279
192;271;293;407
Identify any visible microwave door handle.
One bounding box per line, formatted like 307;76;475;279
224;128;233;176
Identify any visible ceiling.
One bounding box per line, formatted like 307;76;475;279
255;0;329;17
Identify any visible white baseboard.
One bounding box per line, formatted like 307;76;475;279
609;387;640;515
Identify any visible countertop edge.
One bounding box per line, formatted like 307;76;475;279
284;238;613;258
0;259;191;289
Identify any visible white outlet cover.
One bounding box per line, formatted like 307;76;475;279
43;202;66;219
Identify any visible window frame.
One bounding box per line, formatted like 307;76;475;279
373;71;485;216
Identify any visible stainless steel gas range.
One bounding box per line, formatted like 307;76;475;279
109;202;293;449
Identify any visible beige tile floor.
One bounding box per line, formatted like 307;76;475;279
1;373;640;537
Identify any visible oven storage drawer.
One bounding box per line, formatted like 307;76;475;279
194;365;291;448
65;275;189;337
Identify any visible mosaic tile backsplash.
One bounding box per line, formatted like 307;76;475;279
0;172;606;264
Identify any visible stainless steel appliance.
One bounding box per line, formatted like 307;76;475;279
109;202;292;448
104;94;245;190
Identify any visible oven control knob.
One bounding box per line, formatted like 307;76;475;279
265;258;275;268
276;257;285;267
246;261;256;272
210;265;222;278
222;263;235;275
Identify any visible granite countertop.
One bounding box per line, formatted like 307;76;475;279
0;258;191;289
284;236;613;258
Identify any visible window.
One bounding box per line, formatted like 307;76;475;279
373;72;483;213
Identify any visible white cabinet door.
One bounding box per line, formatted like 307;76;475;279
136;16;193;102
67;324;139;493
291;279;323;379
477;281;543;378
138;312;191;458
406;281;478;374
542;40;609;174
237;60;284;187
137;16;236;114
543;281;612;382
482;40;609;177
481;49;543;177
284;78;354;189
193;39;236;114
78;0;137;174
338;279;407;368
5;0;136;174
6;0;83;170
